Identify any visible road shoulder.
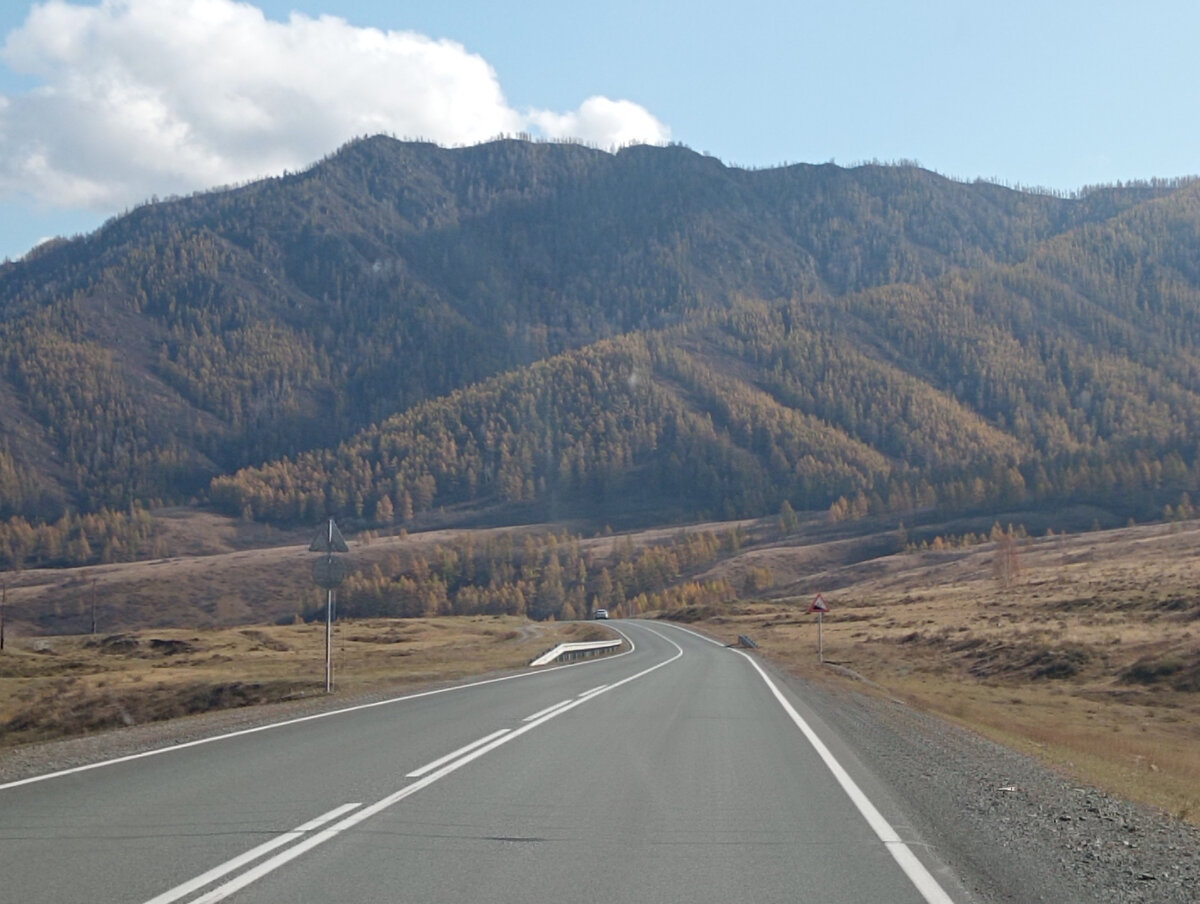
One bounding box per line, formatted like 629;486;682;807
769;658;1200;904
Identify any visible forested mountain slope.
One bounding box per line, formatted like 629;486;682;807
0;135;1197;566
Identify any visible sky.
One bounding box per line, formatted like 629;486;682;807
1;0;1198;262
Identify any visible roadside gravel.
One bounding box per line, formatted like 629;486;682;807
793;665;1200;904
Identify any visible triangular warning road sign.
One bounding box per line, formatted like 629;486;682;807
808;593;830;614
309;517;350;553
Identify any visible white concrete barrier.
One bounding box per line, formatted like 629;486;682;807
530;639;622;667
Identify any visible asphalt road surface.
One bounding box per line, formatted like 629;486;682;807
0;620;972;903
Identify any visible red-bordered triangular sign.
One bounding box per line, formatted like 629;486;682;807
808;593;830;614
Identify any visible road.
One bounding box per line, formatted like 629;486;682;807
0;620;968;903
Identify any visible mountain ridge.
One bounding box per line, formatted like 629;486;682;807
1;136;1199;567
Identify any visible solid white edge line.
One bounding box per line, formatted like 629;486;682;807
141;802;361;904
0;625;635;792
659;621;727;648
405;729;511;778
522;699;573;722
181;625;682;904
663;620;954;903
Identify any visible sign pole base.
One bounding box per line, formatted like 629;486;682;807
818;612;824;663
325;588;333;693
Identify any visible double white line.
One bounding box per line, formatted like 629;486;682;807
142;629;680;904
142;803;362;904
405;728;511;778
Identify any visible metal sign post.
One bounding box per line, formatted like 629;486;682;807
310;518;349;693
808;593;830;663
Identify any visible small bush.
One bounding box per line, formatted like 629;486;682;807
1169;660;1200;692
1122;656;1184;686
1029;645;1090;680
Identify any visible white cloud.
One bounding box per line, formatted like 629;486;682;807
0;0;670;210
530;96;671;149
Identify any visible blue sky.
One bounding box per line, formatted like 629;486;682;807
1;0;1198;262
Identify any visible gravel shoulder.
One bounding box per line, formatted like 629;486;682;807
784;661;1200;904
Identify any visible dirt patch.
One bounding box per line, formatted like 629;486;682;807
239;629;291;652
148;638;195;655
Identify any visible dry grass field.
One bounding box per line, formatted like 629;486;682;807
679;520;1200;824
0;617;608;750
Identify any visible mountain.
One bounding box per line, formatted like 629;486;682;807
1;135;1198;567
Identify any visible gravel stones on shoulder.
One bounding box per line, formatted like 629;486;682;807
798;672;1200;903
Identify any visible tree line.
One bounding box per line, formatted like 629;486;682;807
329;526;742;622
